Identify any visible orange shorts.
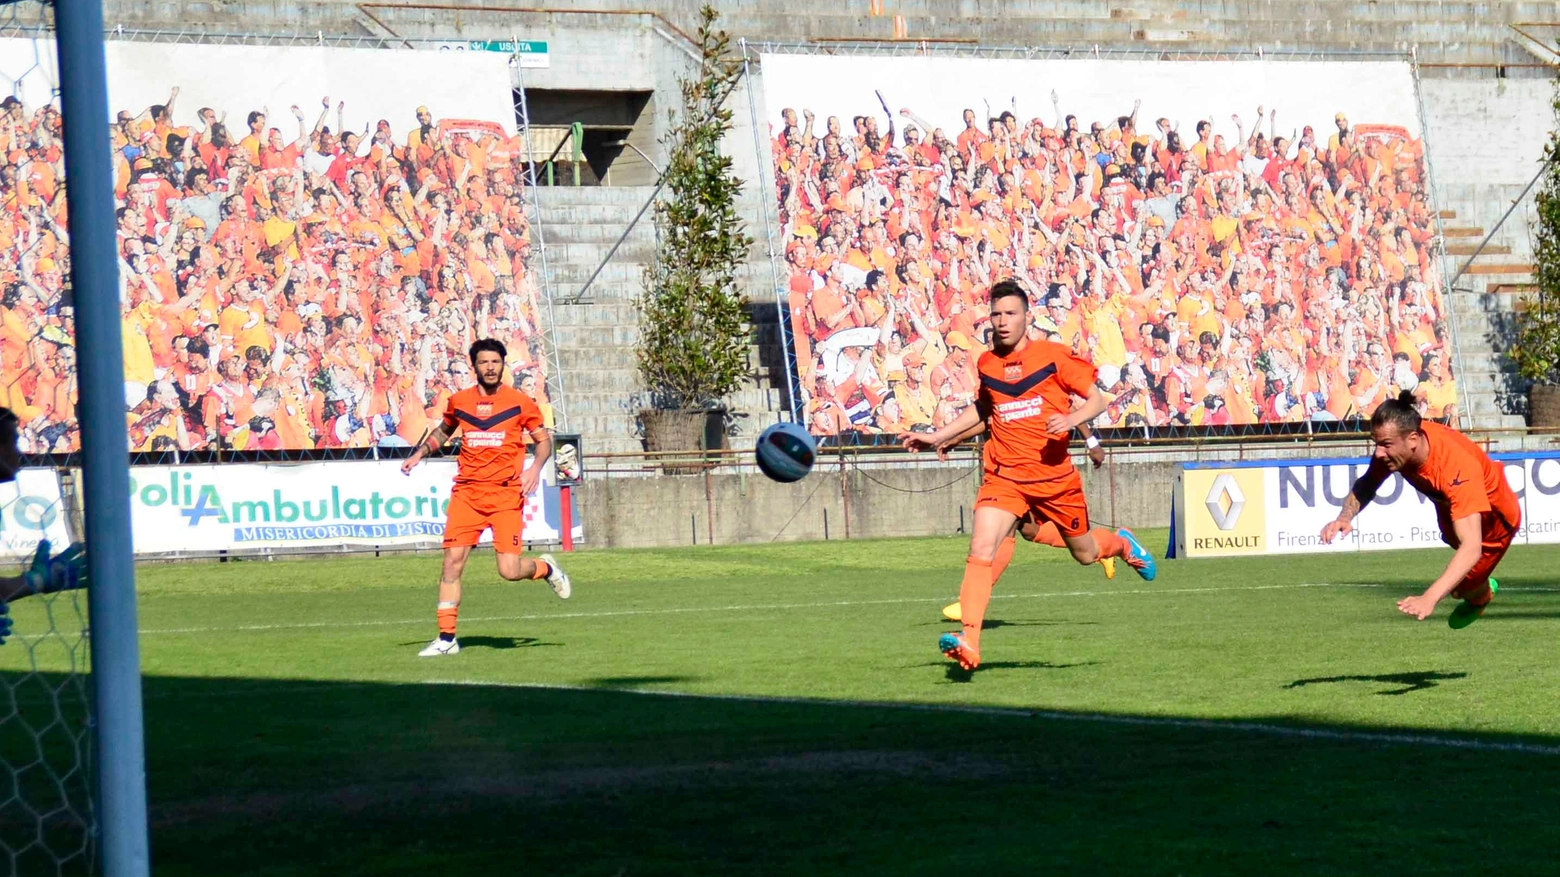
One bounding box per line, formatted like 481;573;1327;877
1444;516;1517;600
442;484;524;554
976;469;1090;538
1020;517;1067;548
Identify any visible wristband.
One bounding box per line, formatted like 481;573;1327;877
1085;436;1101;449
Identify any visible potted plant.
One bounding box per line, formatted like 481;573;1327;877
636;5;753;465
1514;85;1560;428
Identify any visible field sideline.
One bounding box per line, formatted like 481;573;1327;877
4;530;1560;875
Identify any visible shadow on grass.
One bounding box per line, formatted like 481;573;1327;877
916;619;1101;629
459;636;562;650
1285;671;1469;696
393;636;561;650
979;619;1100;630
6;672;1560;877
586;675;700;689
918;660;1102;683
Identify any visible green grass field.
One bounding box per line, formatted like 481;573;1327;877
4;530;1560;876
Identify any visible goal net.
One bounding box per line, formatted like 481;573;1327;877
0;4;95;873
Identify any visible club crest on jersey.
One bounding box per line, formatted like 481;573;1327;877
476;402;493;415
1003;363;1023;381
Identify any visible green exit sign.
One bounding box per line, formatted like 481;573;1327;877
429;40;550;67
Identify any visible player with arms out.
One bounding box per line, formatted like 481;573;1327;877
936;407;1116;624
902;280;1156;670
401;339;571;657
1322;391;1518;628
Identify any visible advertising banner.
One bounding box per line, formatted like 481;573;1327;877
0;37;552;454
1175;453;1560;558
126;458;582;555
759;53;1453;437
0;469;72;561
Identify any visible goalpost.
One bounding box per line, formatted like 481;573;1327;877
0;1;155;874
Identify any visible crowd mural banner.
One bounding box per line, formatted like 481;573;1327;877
1174;453;1560;559
758;54;1455;437
122;458;582;556
0;37;553;454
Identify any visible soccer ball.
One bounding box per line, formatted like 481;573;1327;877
755;421;817;483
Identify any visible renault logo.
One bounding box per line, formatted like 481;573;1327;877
1205;474;1245;531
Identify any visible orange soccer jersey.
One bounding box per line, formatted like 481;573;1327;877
975;338;1099;537
1357;421;1520;542
977;338;1098;483
1357;421;1520;596
439;384;545;552
442;384;545;486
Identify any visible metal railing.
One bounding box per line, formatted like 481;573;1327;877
576;422;1560;479
538;122;585;186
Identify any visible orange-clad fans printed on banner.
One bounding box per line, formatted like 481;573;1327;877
769;95;1456;436
0;83;550;454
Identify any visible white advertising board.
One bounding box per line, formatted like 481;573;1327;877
126;458;582;555
0;469;72;561
1175;453;1560;559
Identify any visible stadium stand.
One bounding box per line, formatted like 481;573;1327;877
2;0;1554;451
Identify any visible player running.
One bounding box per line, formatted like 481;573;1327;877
901;280;1156;670
1322;391;1518;628
937;413;1115;623
401;339;571;657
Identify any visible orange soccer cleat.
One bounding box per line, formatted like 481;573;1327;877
938;631;981;671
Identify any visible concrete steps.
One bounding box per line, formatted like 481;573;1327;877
1444;244;1512;256
1435;181;1541;430
537;186;789;454
538;188;654;453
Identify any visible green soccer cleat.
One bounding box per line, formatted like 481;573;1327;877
1448;578;1497;630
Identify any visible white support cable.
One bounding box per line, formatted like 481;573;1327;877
738;38;802;424
1410;48;1475;430
511;36;568;432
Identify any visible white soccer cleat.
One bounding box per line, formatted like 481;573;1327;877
418;637;460;657
540;553;571;600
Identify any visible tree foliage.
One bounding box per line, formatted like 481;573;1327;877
635;5;753;410
1514;79;1560;385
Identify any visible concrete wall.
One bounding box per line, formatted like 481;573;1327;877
565;434;1438;549
574;462;979;548
76;0;1560;72
1417;78;1554;428
569;455;1186;549
1421;79;1554;187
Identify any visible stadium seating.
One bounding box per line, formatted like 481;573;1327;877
4;0;1550;446
73;0;1560;76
